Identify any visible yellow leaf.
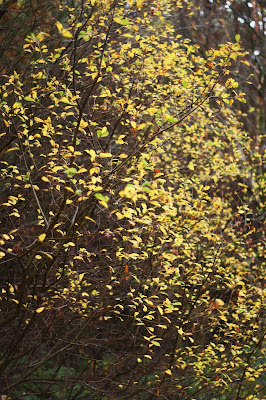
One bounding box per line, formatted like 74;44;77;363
78;273;85;282
119;184;138;201
56;21;73;39
219;315;227;322
99;152;112;158
178;327;184;336
38;233;46;242
36;307;45;313
165;369;172;375
157;306;164;315
188;161;194;171
87;149;96;162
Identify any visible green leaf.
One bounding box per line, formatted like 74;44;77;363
167;117;178;123
95;193;109;208
24;96;36;102
114;17;130;26
95;193;107;201
97;127;109;137
235;34;240;42
23;172;30;181
64;168;77;177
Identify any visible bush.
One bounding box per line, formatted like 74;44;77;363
0;1;264;399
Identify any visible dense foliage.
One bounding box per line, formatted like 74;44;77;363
0;1;265;399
